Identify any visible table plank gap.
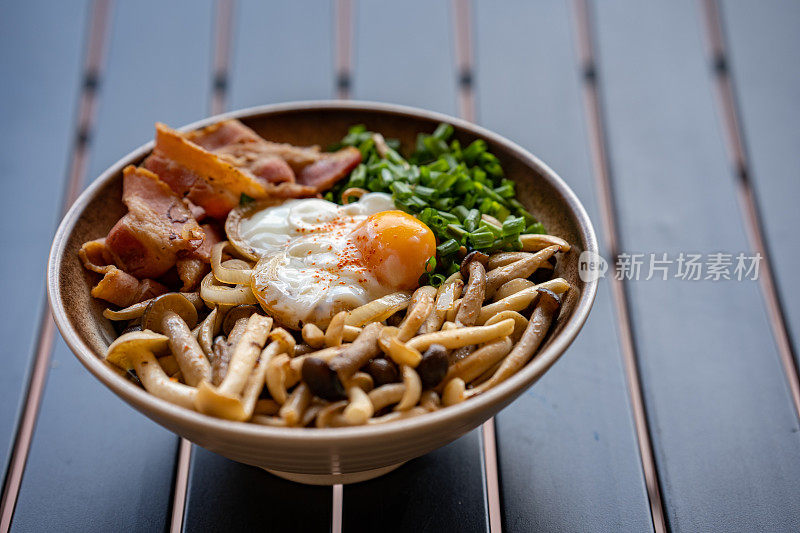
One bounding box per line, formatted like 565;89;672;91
699;0;800;415
335;0;353;100
168;2;236;531
452;1;499;531
474;1;654;530
588;0;800;531
0;1;104;530
181;2;335;530
11;2;216;531
343;2;487;530
572;1;667;530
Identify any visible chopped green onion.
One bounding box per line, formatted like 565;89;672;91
469;230;495;249
502;216;526;237
464;209;481;232
330;122;547;278
437;239;460;256
452;205;470;221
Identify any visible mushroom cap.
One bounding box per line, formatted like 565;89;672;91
106;330;170;370
460;250;489;279
142;293;199;332
536;286;562;311
222;304;260;336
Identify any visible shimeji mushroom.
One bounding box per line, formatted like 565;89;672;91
194;314;274;420
212;305;260;384
484;245;560;297
141;293;210;386
469;287;563;397
106;330;197;410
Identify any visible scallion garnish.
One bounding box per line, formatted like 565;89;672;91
329;123;546;284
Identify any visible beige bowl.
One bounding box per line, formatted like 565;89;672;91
48;101;598;484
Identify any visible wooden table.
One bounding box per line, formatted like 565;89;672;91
1;1;799;531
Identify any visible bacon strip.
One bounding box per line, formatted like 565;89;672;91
105;165;204;279
296;146;361;192
151;122;317;217
175;223;224;290
79;239;168;307
148;121;361;218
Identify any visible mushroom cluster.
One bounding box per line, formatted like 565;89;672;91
102;240;571;427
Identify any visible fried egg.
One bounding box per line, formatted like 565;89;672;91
240;193;436;329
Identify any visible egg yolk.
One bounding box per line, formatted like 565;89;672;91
352;210;436;291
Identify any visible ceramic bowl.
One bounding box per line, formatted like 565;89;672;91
48;101;598;484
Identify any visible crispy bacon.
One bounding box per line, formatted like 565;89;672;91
193;121;363;192
147;121;360;218
79;239;168;307
151;122;317;218
175;223;224;291
296;146;361;192
194;120;322;172
105;166;204;279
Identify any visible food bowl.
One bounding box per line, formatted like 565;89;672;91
48;101;598;485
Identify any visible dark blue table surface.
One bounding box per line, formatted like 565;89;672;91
1;1;798;531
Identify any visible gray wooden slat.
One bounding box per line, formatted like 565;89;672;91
342;431;487;532
341;3;487;531
0;0;89;475
227;0;335;109
722;1;800;366
12;2;214;531
591;1;800;531
473;1;653;531
184;448;332;532
182;1;335;530
351;0;457;115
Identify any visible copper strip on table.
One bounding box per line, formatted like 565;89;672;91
331;484;343;533
699;0;800;417
329;2;353;530
570;1;668;532
451;1;502;531
0;1;113;531
169;439;193;532
335;0;353;100
211;0;235;116
168;2;236;532
452;0;476;123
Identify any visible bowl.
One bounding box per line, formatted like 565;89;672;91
48;101;598;484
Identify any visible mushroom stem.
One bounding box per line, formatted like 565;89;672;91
420;274;463;334
106;331;197;410
406;318;515;352
368;383;406;411
133;352;197;410
279;383;313;426
469;287;563;396
441;336;513;386
194;325;289;421
328;322;383;382
456;256;487;327
484;245;559;297
217;314;272;397
162;311;211;386
398;286;437;341
240;334;293;417
211;316;248;386
395;365;422;411
477;278;570;324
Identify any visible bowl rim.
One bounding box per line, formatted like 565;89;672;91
48;100;598;444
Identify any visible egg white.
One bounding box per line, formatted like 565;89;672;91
238;193;395;258
240;193;402;328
